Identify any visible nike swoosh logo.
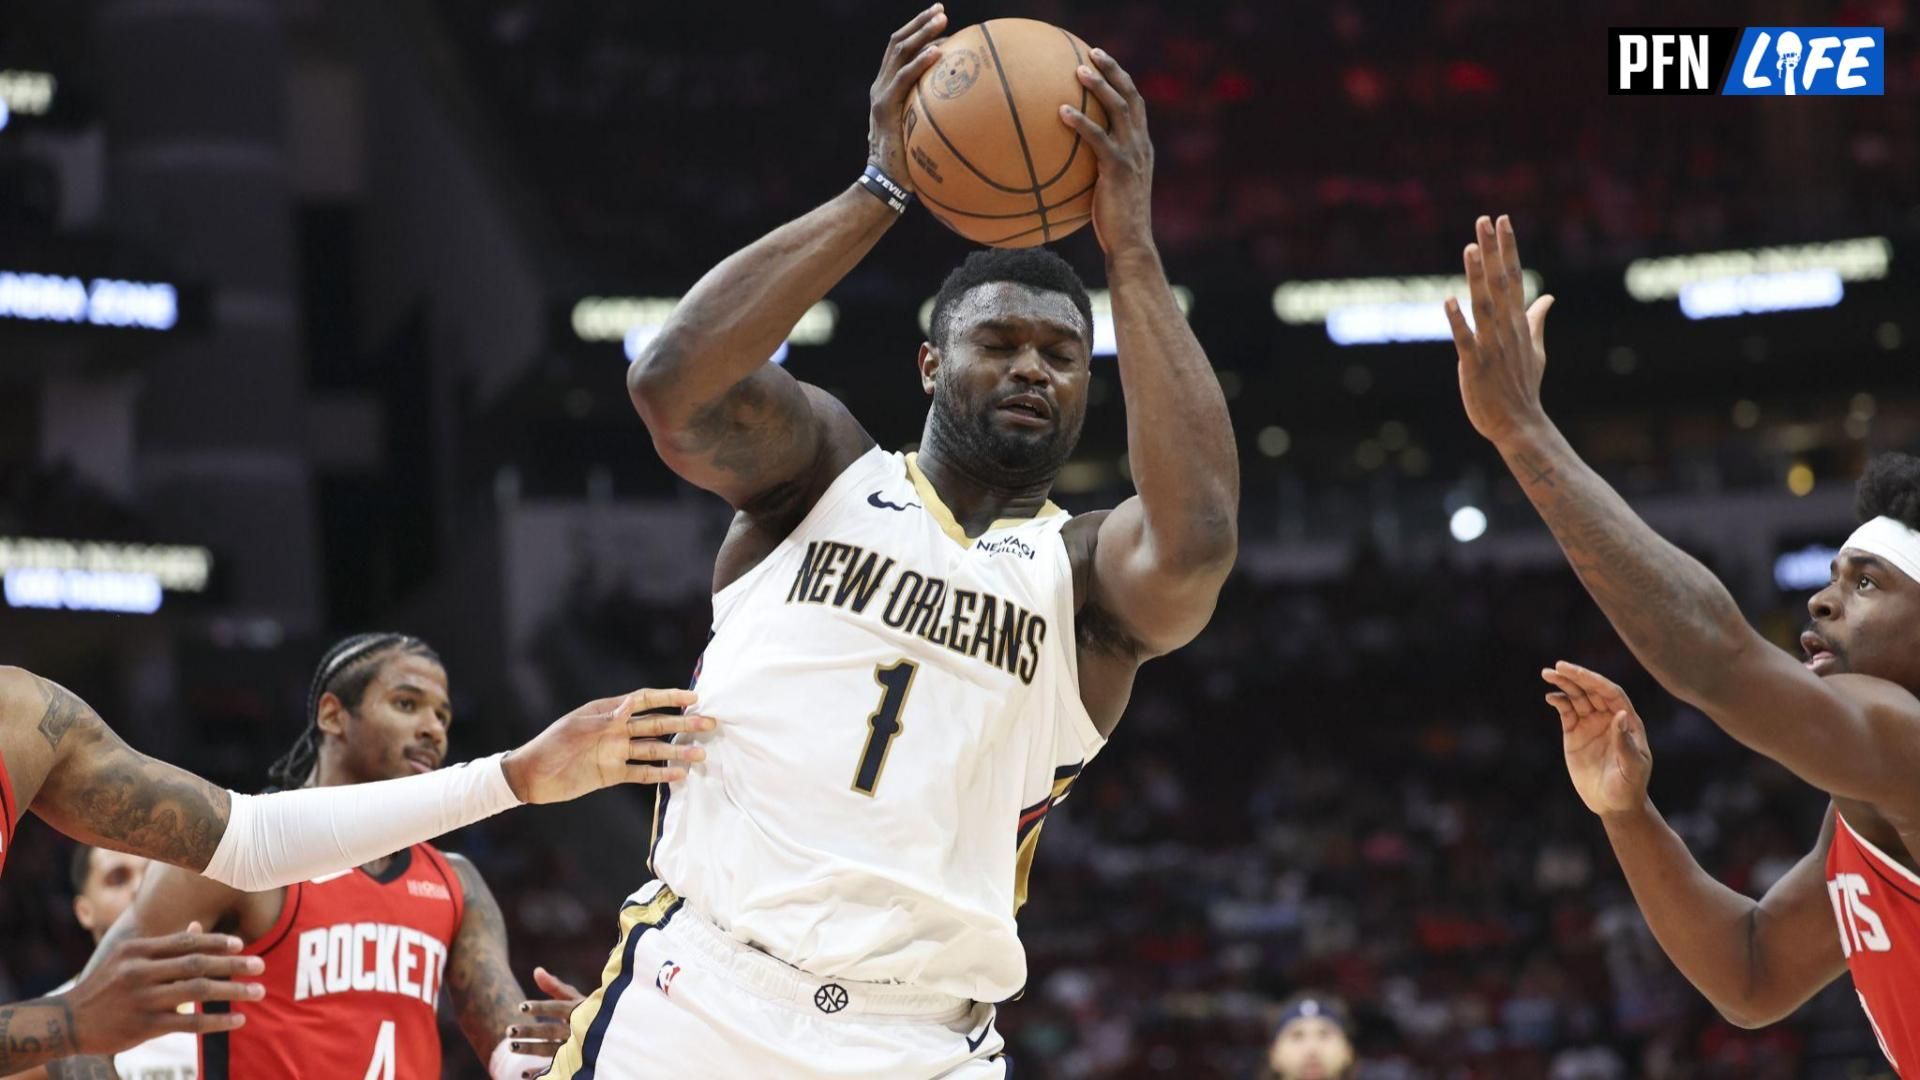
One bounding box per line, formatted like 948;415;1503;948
965;1016;995;1053
868;492;921;512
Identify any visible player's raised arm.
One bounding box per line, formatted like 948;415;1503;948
1544;663;1844;1026
626;6;951;511
1442;215;1920;810
6;667;712;891
1055;50;1238;671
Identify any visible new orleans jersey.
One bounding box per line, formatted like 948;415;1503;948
650;447;1104;1002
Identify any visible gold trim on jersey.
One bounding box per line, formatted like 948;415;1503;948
1012;771;1081;912
904;453;1062;548
542;887;682;1079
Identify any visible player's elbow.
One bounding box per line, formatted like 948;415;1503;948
1161;511;1238;578
1714;998;1793;1030
624;333;690;427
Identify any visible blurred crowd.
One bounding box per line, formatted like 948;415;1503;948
433;0;1918;280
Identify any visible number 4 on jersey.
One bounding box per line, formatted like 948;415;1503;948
363;1020;396;1080
852;660;919;796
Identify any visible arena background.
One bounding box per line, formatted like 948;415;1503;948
1;1;1915;1076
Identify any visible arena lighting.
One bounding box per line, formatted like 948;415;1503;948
915;286;1194;358
1678;269;1844;319
0;271;179;331
1449;506;1489;543
0;69;56;117
4;569;163;614
1272;272;1542;346
1624;236;1890;301
572;296;837;366
1774;544;1840;591
0;536;213;592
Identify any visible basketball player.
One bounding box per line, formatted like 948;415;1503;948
544;7;1238;1078
0;664;707;1078
1445;213;1920;1069
12;847;198;1080
54;634;693;1080
1266;994;1355;1080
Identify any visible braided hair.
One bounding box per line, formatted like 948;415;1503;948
266;632;443;791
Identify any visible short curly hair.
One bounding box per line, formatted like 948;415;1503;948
926;248;1093;349
1856;452;1920;530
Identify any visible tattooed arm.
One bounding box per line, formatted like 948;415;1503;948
0;668;231;871
1444;216;1920;809
443;854;532;1067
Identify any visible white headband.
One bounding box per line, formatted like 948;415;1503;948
1843;516;1920;587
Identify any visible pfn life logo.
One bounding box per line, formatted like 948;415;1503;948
1610;27;1884;95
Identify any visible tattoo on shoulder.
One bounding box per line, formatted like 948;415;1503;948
0;998;77;1073
35;678;92;750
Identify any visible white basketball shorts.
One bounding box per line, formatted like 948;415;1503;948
539;881;1014;1080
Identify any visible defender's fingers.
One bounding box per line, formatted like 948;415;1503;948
147;976;267;1009
517;1002;576;1020
1444;297;1478;364
627;739;705;763
623;688;699;716
1545;692;1577;731
625;763;691;785
1495;215;1528;314
158;1010;248;1034
885;44;944;100
130;928;245;959
141;952;265;983
533;966;584;1001
627;712;716;738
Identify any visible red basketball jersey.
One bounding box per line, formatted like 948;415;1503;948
200;843;466;1079
0;748;16;880
1828;813;1920;1074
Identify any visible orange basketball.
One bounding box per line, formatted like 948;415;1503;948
904;19;1106;248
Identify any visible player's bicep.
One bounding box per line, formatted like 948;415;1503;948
638;365;872;511
1711;639;1920;809
34;699;231;873
1747;807;1848;1019
443;854;527;1061
1084;497;1227;659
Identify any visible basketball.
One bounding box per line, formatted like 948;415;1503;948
904;18;1106;248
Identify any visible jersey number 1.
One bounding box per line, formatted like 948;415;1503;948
852;660;919;796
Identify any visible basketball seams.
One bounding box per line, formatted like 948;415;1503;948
916;177;1095;221
1031;28;1093;189
984;213;1090;247
915;85;1039;196
978;21;1052;242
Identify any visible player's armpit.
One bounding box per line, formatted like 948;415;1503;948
442;853;530;1066
26;677;231;874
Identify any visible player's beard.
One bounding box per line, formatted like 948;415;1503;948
926;371;1077;491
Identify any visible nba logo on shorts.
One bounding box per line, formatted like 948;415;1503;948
655;960;681;997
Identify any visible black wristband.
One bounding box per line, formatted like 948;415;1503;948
858;164;912;215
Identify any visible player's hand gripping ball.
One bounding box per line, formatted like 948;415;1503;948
898;15;1114;247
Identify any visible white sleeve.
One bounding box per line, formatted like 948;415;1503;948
200;753;522;891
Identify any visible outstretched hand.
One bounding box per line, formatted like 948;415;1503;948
1543;661;1652;818
1444;214;1556;447
502;689;715;805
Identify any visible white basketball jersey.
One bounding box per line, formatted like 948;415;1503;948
650;447;1105;1001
